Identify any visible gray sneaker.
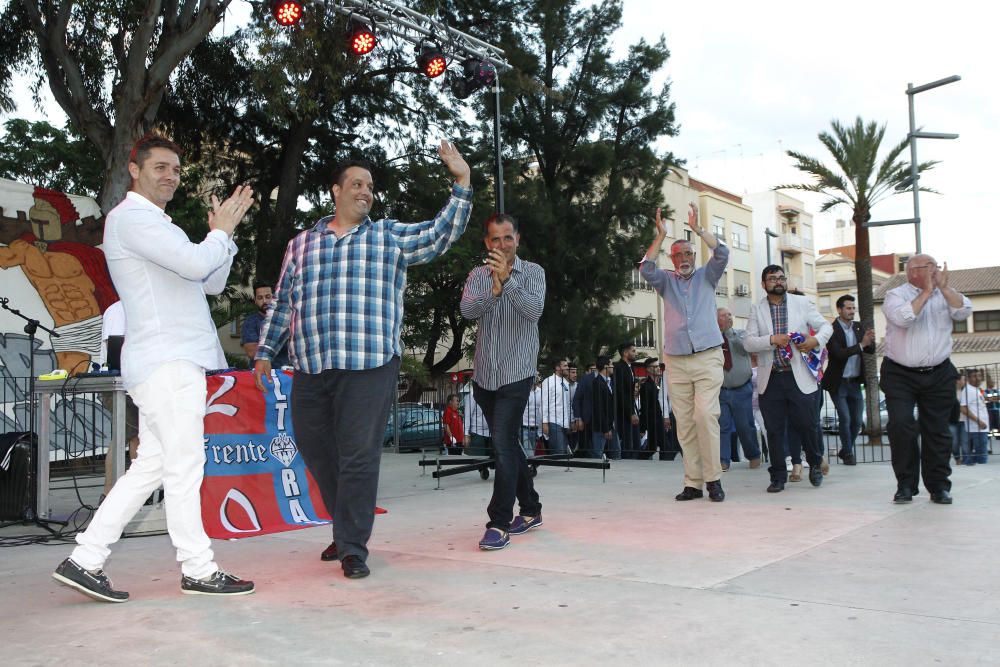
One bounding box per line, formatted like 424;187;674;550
181;570;255;596
52;558;129;603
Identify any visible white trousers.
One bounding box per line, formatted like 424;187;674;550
72;360;217;579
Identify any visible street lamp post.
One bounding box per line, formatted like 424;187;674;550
764;228;779;266
867;75;960;253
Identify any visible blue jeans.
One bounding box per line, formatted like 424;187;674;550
545;423;569;454
474;379;542;531
833;380;864;455
966;431;989;465
520;426;539;457
719;380;762;466
949;422;966;460
591;430;621;459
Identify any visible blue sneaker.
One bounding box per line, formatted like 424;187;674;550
478;528;510;550
508;514;543;535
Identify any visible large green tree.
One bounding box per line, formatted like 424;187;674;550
0;0;235;213
0;118;103;195
777;117;936;441
494;0;679;364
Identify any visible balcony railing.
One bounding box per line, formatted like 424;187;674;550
780;233;802;254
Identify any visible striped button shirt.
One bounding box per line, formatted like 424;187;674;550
460;256;546;391
257;184;472;372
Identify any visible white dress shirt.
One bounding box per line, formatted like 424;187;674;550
882;282;972;368
98;300;126;367
102;192;237;389
522;386;541;427
540;374;571;427
463;388;490;437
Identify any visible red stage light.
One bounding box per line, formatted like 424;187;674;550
271;0;303;27
348;19;377;56
417;41;447;78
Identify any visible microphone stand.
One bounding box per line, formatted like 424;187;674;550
0;297;67;533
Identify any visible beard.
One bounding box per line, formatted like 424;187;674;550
766;284;786;296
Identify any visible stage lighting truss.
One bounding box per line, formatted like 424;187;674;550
416;40;447;78
348;16;377;56
450;57;498;99
270;0;304;26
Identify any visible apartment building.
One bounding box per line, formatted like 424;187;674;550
745;190;817;300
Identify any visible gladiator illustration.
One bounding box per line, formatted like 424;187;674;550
0;187;117;375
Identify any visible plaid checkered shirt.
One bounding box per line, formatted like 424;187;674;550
257;183;472;372
768;296;791;369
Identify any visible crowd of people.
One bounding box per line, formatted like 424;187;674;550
50;132;991;606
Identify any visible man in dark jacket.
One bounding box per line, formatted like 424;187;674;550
591;356;620;459
639;358;667;460
820;295;875;465
613;343;639;458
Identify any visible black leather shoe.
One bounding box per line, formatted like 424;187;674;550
320;541;339;561
930;490;953;505
893;489;913;503
843;453;857;466
706;480;725;502
675;486;704;501
766;481;785;493
809;466;823;487
341;555;370;579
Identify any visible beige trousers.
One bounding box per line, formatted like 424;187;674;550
664;348;724;488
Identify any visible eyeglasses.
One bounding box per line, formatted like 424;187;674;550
765;276;787;284
910;263;941;271
671;250;695;258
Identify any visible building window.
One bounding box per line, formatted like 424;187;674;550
625;317;656;349
684;229;693;242
953;319;968;334
731;223;749;250
802;223;813;244
712;215;725;241
631;268;652;291
804;263;814;287
973;310;1000;332
819;295;831;312
733;270;751;297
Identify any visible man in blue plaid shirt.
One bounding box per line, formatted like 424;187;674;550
253;141;472;579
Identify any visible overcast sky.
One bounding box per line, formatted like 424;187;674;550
618;0;996;269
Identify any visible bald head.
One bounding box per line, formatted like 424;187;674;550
717;307;733;332
905;254;938;289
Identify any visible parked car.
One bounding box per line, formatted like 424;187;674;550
820;390;890;434
383;403;442;452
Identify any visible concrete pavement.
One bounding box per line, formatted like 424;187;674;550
2;455;998;666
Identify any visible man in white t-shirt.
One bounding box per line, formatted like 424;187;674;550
959;368;990;465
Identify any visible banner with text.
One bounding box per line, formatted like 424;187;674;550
200;370;332;539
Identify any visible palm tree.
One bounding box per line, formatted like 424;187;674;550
777;117;937;444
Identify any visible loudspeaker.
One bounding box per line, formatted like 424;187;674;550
0;432;37;521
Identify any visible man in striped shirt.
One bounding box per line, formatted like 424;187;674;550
460;212;546;551
253;141;472;578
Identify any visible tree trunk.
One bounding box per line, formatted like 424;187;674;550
854;207;882;446
254;120;315;282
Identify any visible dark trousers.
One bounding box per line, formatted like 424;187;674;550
474;378;542;531
617;416;640;459
785;388;824;464
759;370;822;483
880;358;956;494
290;357;400;562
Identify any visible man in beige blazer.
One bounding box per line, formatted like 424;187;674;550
743;264;832;493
